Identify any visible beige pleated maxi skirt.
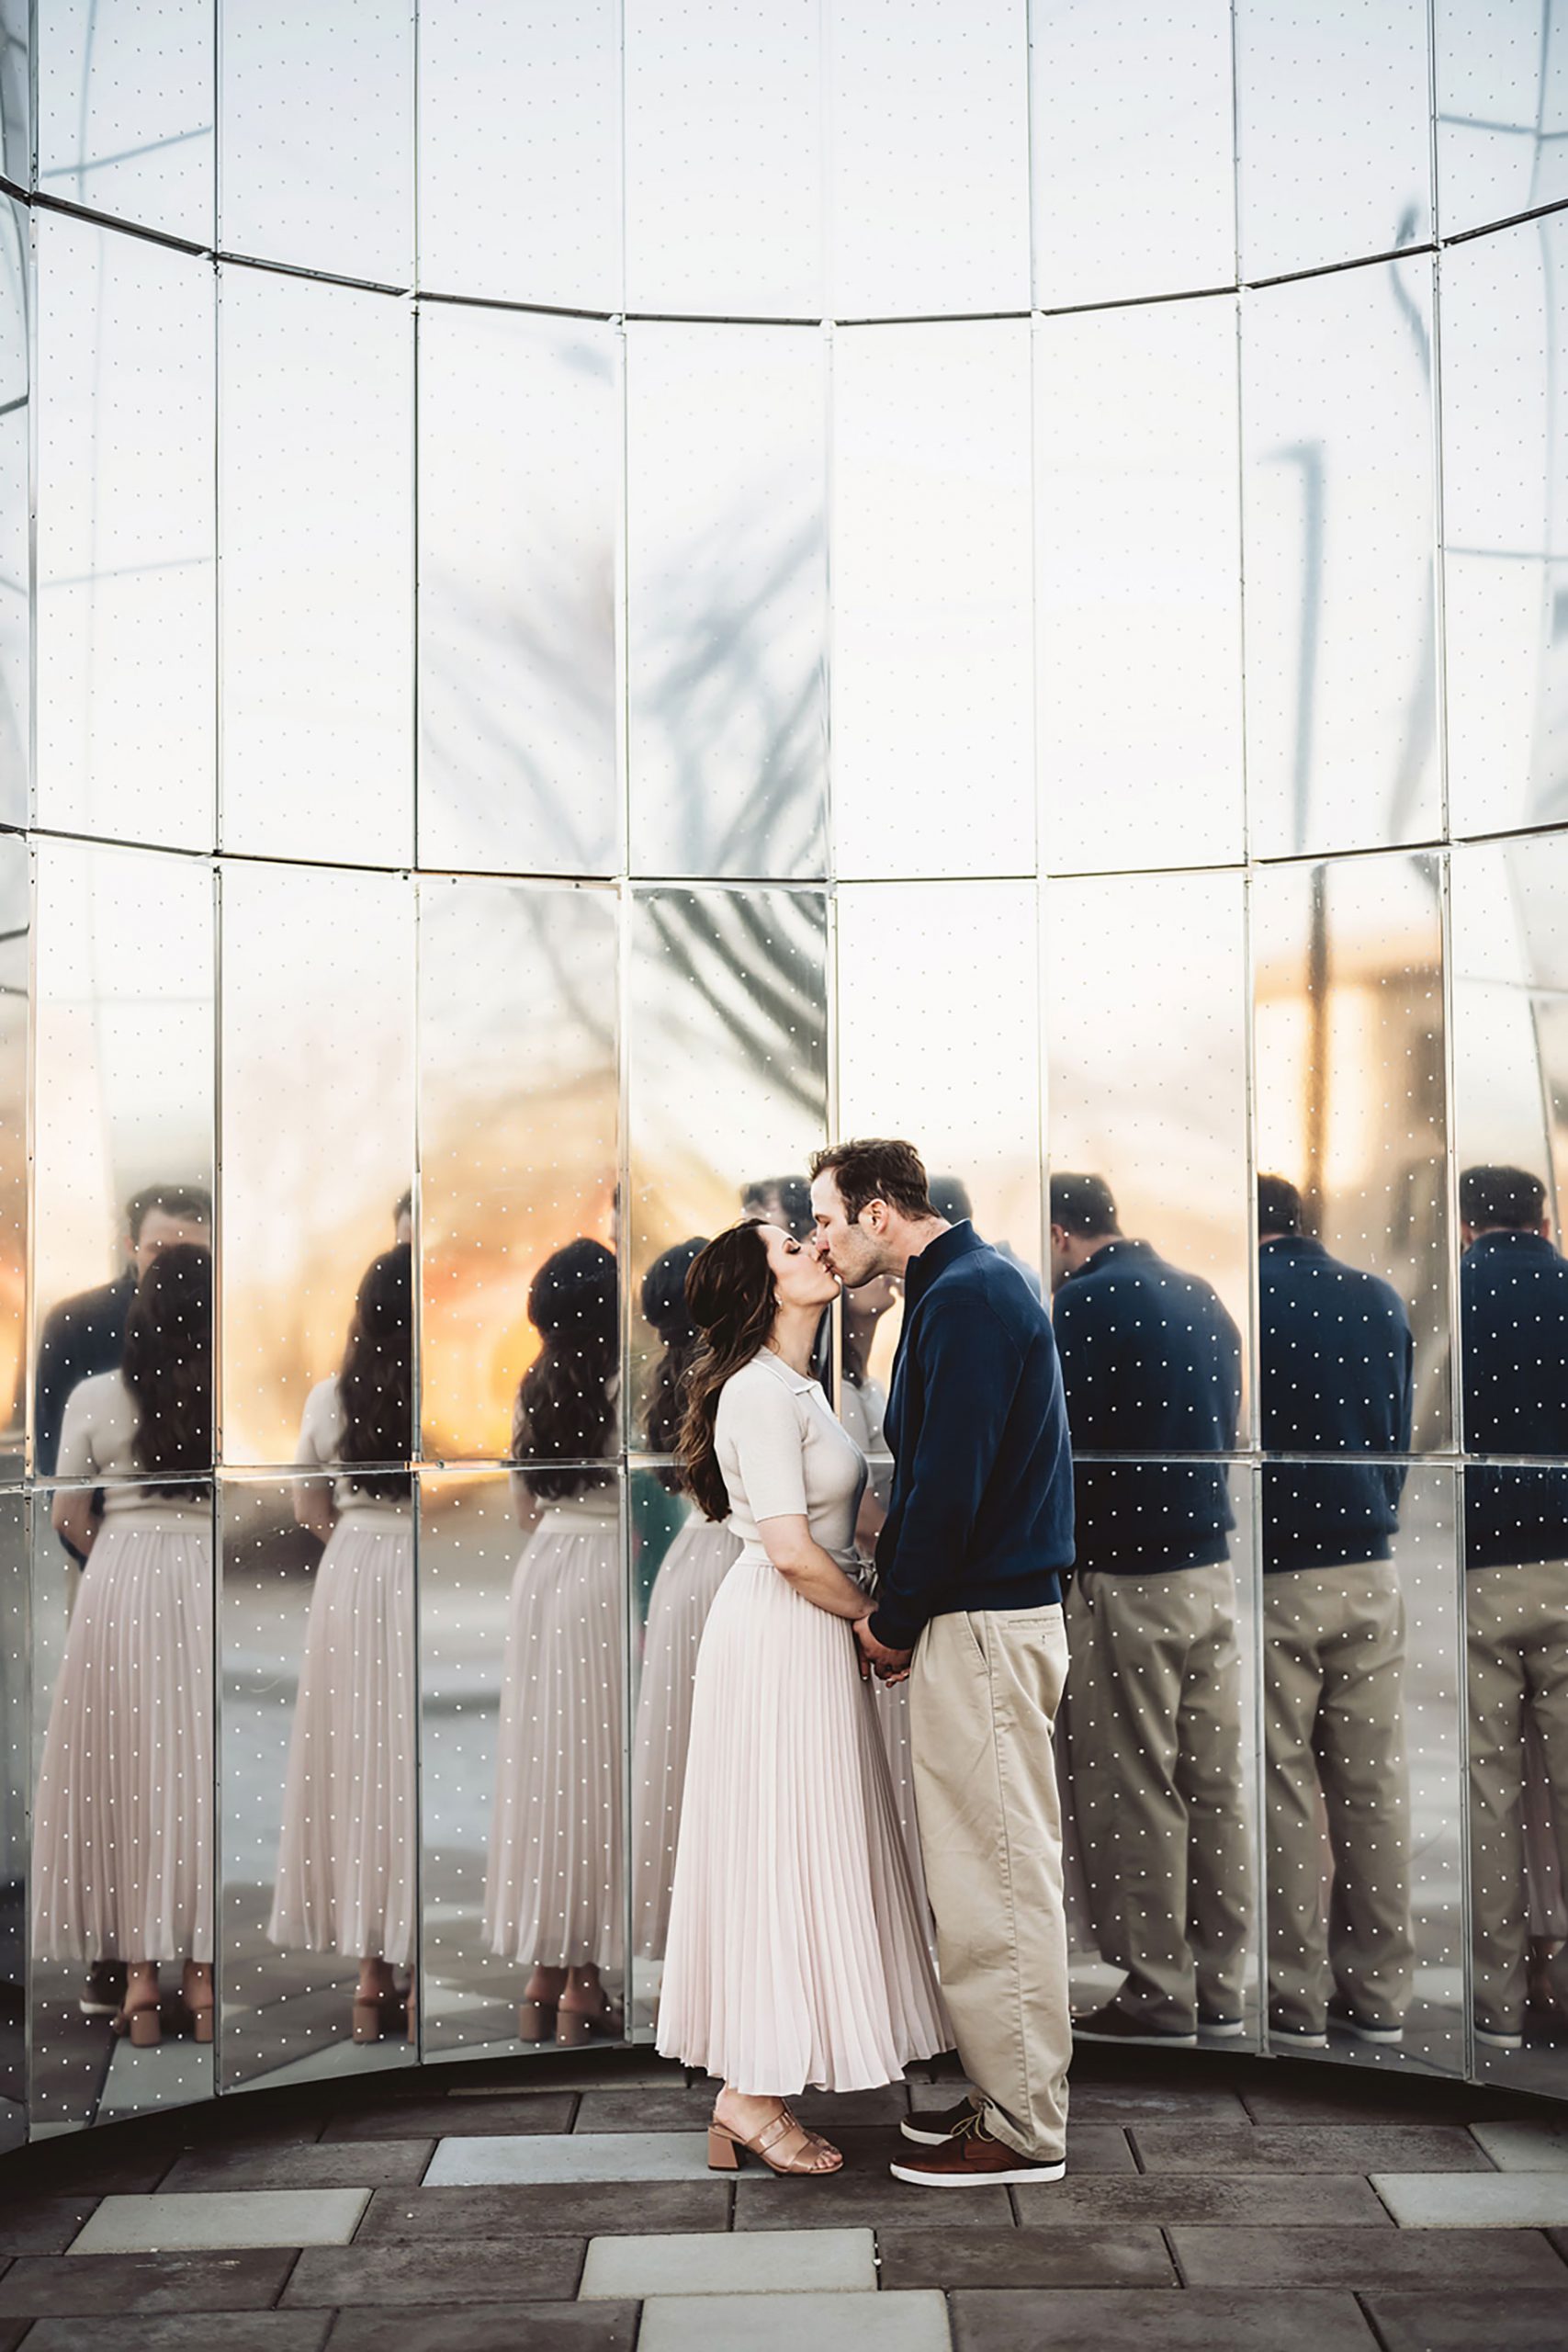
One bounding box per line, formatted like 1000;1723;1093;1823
32;1512;214;1964
657;1549;953;2093
631;1512;741;1961
268;1504;416;1969
485;1505;625;1975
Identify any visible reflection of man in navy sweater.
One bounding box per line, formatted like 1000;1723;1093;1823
1258;1175;1415;2047
1460;1165;1568;2047
1049;1173;1251;2046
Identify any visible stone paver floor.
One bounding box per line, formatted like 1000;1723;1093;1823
1;2043;1566;2350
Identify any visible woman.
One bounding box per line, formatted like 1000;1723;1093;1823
269;1243;416;2043
657;1219;950;2175
630;1239;740;1964
32;1243;214;2045
485;1238;624;2045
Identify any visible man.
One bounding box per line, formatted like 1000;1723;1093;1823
1049;1172;1249;2046
1257;1174;1416;2048
808;1138;1075;2188
32;1179;211;2019
1459;1165;1568;2049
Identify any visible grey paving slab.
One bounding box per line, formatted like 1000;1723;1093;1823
443;2057;682;2092
1168;2224;1568;2286
1239;2079;1526;2127
0;2326;27;2352
1362;2290;1568;2351
0;2250;298;2315
159;2142;434;2191
581;2227;876;2297
947;2286;1378;2352
322;2094;576;2142
18;2322;333;2352
572;2088;718;2133
637;2290;952;2352
734;2159;1011;2232
323;2308;638;2352
877;2223;1176;2288
1132;2122;1493;2173
70;2189;370;2255
0;2199;98;2255
1009;2171;1393;2226
355;2181;730;2240
3;2145;175;2195
280;2240;584;2307
1472;2120;1568;2173
1372;2171;1568;2227
424;2131;718;2185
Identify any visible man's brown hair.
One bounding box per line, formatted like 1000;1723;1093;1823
808;1138;935;1226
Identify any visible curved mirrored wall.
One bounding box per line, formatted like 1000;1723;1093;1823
2;2;1568;2144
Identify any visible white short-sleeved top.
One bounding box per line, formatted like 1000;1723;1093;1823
714;1351;865;1566
55;1370;207;1518
296;1376;409;1514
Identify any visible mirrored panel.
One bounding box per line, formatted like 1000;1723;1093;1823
1032;0;1235;308
1037;297;1244;876
219;860;413;1469
220;1473;415;2089
0;0;28;189
626;325;826;879
0;832;23;1476
1047;868;1250;1418
417;306;618;877
833;321;1032;880
419;877;618;1464
417;0;619;309
838;880;1043;1386
829;0;1029;319
626;0;819;318
0;1488;25;2150
1263;1465;1464;2075
1242;258;1440;859
628;886;828;1400
32;839;214;1482
1235;0;1432;280
1441;212;1568;840
1451;834;1568;2088
1253;852;1450;1449
1060;1467;1261;2047
36;213;214;852
32;1484;215;2132
219;265;412;866
1435;0;1568;238
423;1464;627;2063
219;0;413;286
0;191;26;830
37;0;213;245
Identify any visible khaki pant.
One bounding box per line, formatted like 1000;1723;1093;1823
1263;1562;1413;2034
1467;1560;1568;2032
1064;1564;1252;2031
909;1604;1071;2164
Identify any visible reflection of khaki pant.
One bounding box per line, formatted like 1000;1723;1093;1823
909;1605;1071;2164
1264;1563;1413;2034
1064;1565;1251;2031
1467;1560;1568;2031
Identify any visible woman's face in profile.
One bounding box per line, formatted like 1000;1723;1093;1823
759;1219;840;1312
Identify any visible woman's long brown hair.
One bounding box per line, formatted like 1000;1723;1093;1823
122;1242;212;1497
676;1221;777;1521
339;1243;413;1502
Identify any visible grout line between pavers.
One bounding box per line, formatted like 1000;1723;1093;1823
273;2247;303;2306
1353;2288;1394;2351
1158;2223;1187;2287
1125;2126;1146;2176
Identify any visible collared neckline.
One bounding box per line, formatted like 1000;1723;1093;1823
752;1347;818;1396
1467;1229;1556;1261
1072;1237;1155;1280
1259;1235;1325;1258
905;1218;984;1307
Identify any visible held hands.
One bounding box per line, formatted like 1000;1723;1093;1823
853;1613;914;1687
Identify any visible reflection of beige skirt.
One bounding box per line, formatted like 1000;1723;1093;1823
631;1514;740;1960
268;1513;416;1969
485;1514;625;1973
32;1517;214;1964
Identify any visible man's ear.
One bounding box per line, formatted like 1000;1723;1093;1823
862;1198;888;1236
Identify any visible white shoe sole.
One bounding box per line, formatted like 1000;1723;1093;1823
1475;2026;1525;2051
1272;2030;1330;2049
1332;2020;1404;2045
888;2156;1067;2188
1198;2018;1247;2038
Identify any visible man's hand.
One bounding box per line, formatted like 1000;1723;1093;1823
854;1615;914;1686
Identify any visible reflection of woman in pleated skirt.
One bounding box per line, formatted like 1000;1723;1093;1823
484;1238;624;2043
632;1507;739;1960
268;1246;416;2039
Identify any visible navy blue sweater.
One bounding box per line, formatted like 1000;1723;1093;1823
1461;1231;1568;1569
1053;1239;1240;1575
868;1223;1074;1649
1259;1237;1413;1574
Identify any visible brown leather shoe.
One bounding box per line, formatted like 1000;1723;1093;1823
889;2109;1066;2187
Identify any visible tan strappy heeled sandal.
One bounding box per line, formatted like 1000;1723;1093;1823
706;2102;843;2176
